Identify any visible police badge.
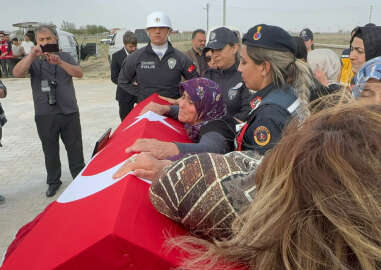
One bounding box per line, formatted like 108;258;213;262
168;58;177;69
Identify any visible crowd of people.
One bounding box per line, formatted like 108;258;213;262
0;31;34;78
1;10;381;269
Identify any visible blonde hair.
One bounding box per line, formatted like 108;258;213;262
246;46;314;121
174;102;381;270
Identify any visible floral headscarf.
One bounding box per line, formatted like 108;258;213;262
352;56;381;99
179;78;226;141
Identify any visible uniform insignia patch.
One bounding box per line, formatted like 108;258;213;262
253;125;271;146
253;26;262;40
187;64;195;73
168;58;177;69
250;96;262;109
140;61;155;69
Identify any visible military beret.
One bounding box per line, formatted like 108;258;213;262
242;24;297;55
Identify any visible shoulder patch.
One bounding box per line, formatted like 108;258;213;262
253;126;271;146
187;64;195;73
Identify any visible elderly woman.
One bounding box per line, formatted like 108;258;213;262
352;56;381;103
113;77;235;179
176;102;381;270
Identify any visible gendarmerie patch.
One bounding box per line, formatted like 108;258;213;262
253;125;271;146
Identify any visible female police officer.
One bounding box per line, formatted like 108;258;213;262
235;24;314;154
204;27;253;121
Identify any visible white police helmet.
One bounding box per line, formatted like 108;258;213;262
146;11;172;29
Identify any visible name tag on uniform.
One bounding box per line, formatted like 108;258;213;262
140;61;156;69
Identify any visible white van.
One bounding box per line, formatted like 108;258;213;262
13;22;96;64
108;29;149;63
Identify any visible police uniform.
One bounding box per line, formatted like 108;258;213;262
204;63;252;121
118;42;198;102
234;24;302;155
204;27;253;121
235;83;299;154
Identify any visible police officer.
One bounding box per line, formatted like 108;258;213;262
235;24;314;154
118;11;198;103
204;27;253;121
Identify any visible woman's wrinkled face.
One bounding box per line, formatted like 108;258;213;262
178;91;199;124
360;79;381;104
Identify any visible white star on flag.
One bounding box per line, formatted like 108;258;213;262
123;111;180;133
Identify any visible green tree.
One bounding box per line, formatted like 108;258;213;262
61;20;77;34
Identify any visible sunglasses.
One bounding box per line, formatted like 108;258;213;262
205;56;212;63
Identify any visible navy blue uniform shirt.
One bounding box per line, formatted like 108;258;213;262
242;83;298;155
118;42;198;102
204;62;253;121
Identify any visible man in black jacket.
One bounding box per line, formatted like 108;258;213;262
118;11;198;103
111;31;137;120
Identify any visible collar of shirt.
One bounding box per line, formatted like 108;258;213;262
192;47;203;56
146;42;174;59
124;48;129;56
252;82;276;99
151;42;168;60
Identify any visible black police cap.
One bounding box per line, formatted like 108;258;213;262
299;28;313;41
205;27;239;50
243;24;297;55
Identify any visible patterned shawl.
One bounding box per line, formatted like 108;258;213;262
149;150;262;239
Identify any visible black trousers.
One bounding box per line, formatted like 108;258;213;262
35;112;85;185
118;98;136;121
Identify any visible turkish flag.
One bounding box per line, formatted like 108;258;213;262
1;94;192;270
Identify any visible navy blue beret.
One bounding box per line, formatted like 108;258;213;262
242;24;297;55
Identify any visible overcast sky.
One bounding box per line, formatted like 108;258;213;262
1;0;379;34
